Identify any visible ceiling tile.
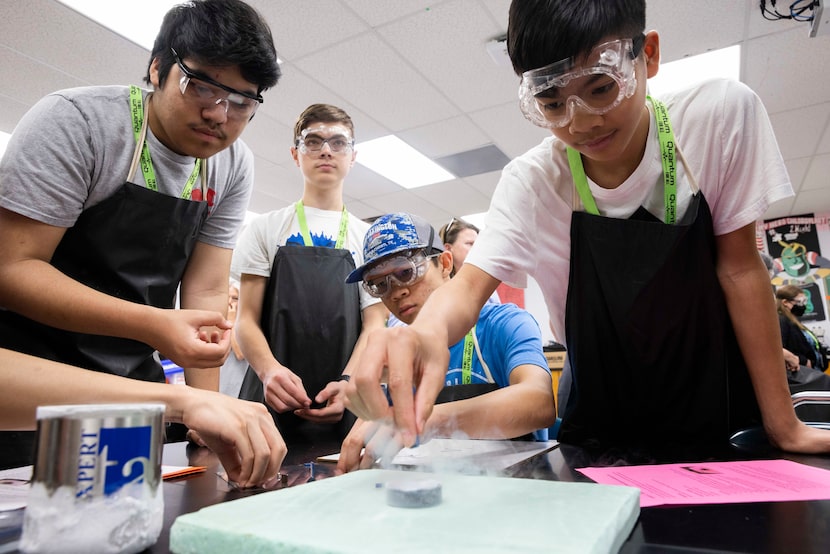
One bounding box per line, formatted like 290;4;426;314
742;28;830;114
397;116;491;159
377;0;516;113
294;33;460;131
469;102;550;158
343;0;441;27
247;0;370;61
768;104;830;159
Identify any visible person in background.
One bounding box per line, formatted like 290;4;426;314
440;216;500;302
0;348;285;486
439;217;479;277
756;255;828;393
337;213;554;472
776;285;828;371
344;0;830;454
219;279;247;397
0;0;280;462
233;104;387;444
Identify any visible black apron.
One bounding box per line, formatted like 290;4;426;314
557;99;759;449
238;205;361;443
0;88;207;464
433;326;536;440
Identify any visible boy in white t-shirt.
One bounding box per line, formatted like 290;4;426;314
344;0;830;455
232;104;386;443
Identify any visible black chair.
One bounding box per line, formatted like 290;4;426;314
791;390;830;430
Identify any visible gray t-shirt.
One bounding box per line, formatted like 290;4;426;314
0;85;253;248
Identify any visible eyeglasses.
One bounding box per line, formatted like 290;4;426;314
172;49;263;122
362;250;438;298
518;35;644;129
791;297;808;306
296;135;354;154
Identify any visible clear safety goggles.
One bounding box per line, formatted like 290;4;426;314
173;49;262;122
362;250;438;298
296;125;354;154
518;36;644;129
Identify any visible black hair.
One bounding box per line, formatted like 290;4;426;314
144;0;280;93
507;0;646;76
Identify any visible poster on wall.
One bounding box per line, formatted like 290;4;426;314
760;213;830;334
762;213;830;288
798;281;826;323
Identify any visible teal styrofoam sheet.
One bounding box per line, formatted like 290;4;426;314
170;469;640;554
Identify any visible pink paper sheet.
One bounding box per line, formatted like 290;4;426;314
577;459;830;507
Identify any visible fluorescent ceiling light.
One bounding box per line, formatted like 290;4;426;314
0;131;11;161
56;0;178;49
648;45;741;97
356;135;455;189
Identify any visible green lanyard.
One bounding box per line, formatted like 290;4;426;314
294;201;349;248
805;328;821;351
567;96;678;224
129;86;201;199
461;326;476;385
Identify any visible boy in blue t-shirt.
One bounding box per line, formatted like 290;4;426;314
336;213;555;472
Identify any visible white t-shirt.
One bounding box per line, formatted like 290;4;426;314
466;78;793;344
231;204;380;311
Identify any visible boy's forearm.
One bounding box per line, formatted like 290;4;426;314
0;349;183;430
719;266;799;443
426;378;555;440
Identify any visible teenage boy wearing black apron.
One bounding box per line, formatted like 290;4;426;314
0;89;210;464
557;98;760;450
238;201;363;443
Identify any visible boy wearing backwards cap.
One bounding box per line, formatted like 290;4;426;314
337;213;555;472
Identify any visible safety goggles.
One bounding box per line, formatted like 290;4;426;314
296;125;354;154
362;250;438;298
518;36;644;129
173;49;262;122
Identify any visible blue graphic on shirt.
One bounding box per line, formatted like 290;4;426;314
444;303;551;441
286;231;336;248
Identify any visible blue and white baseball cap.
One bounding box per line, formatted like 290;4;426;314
345;212;444;283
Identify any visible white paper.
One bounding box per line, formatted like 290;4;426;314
392;438;558;472
0;466;32;511
318;438;558;473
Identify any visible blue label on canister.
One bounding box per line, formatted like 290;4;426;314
76;425;153;498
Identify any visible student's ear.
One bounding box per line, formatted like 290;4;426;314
642;30;660;79
439;251;454;278
290;146;300;166
149;58;161;88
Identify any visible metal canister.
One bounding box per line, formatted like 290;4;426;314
20;403;165;554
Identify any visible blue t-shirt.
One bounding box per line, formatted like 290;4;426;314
446;303;550;440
